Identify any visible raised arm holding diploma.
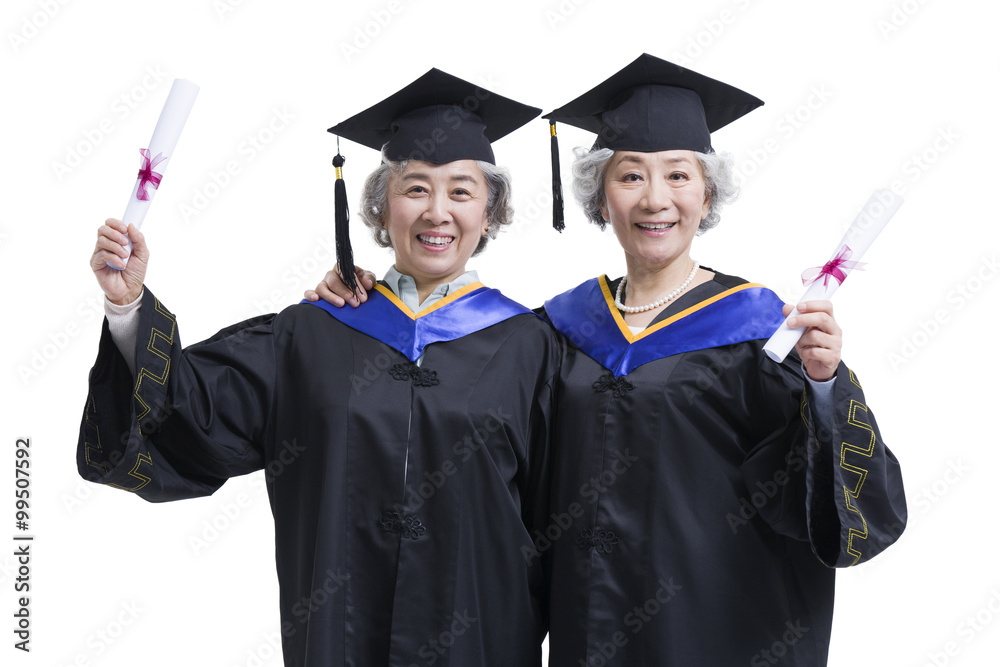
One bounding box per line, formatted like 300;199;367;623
763;188;905;363
108;77;199;269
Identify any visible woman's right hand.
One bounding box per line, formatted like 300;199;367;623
303;265;376;308
91;218;149;306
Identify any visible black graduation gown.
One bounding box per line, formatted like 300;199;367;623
77;282;561;667
539;271;907;667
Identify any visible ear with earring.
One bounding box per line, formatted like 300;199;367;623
378;215;390;245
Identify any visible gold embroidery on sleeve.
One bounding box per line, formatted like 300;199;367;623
798;388;810;427
105;452;153;492
83;395;110;474
841;399;875;564
849;368;862;390
133;298;177;434
798;389;824;454
111;297;177;492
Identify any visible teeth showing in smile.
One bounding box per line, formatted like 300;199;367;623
636;222;676;230
418;234;453;246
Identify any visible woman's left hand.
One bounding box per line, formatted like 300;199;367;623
784;300;842;382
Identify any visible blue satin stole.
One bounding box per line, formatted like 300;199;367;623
544;275;786;377
303;282;532;362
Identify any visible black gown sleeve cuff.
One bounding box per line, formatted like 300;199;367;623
77;288;229;501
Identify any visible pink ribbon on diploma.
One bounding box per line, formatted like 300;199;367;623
801;244;866;287
136;148;166;201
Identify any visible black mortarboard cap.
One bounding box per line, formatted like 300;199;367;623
543;53;763;227
329;68;541;165
326;68;541;293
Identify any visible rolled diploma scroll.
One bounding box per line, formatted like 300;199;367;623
109;78;199;269
763;189;904;363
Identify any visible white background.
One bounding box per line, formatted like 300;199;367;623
2;0;998;665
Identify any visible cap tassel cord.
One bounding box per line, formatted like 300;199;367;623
550;121;565;232
333;150;359;296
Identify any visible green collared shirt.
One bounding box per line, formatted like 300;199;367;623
382;266;480;313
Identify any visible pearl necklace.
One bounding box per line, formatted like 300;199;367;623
615;262;700;313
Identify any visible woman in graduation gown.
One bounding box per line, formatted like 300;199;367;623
537;54;907;666
79;69;561;667
310;55;907;666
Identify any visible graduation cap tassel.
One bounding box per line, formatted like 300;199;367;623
333;151;360;296
549;121;565;232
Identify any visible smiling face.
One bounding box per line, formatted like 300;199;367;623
600;150;710;271
384;159;489;290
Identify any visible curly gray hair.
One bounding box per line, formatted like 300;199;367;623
358;151;513;256
571;147;738;233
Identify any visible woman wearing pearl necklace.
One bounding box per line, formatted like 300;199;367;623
538;54;906;667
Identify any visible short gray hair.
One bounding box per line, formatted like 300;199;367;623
571;147;738;233
358;151;514;256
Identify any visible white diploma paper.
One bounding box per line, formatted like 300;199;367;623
110;78;199;268
763;189;904;363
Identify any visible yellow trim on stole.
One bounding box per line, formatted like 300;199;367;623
373;281;487;320
597;275;769;344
